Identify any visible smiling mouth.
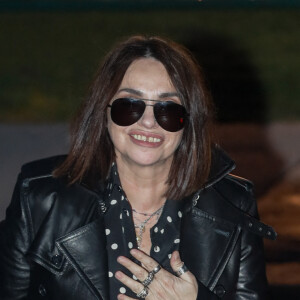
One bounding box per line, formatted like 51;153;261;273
131;134;161;143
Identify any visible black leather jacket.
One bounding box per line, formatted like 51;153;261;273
0;150;276;299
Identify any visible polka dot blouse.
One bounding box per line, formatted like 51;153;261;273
103;163;184;299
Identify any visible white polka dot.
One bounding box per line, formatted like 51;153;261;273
154;227;158;233
114;172;117;175
120;287;126;294
108;271;113;277
174;239;180;244
121;195;124;201
120;213;122;219
133;275;138;280
111;243;118;250
167;216;172;223
105;229;111;235
128;242;133;249
160;229;164;234
178;211;182;218
154;246;160;252
168;254;172;259
122;227;124;233
110;199;117;205
126;210;130;217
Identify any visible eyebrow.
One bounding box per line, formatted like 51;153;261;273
117;88;180;99
117;88;143;96
158;92;180;99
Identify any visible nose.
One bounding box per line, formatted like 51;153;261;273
137;104;157;129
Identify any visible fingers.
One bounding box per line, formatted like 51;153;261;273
117;295;136;300
115;270;145;298
170;250;183;271
116;249;198;299
116;250;162;299
130;249;161;274
117;255;150;282
170;251;193;281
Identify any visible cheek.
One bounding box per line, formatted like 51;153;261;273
175;133;183;149
167;131;183;150
107;119;114;139
107;119;128;149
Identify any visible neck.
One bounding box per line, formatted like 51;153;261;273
116;156;171;212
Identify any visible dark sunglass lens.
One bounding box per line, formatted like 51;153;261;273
154;102;187;132
111;98;145;126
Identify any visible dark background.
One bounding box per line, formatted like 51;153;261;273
0;1;300;298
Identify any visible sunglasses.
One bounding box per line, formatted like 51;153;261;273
108;98;188;132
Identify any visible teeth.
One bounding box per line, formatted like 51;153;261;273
132;134;161;143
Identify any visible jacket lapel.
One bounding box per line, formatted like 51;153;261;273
178;147;239;290
180;206;240;291
56;217;109;300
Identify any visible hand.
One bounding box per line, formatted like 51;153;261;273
115;249;198;300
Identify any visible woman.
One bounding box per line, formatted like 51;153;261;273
0;36;276;299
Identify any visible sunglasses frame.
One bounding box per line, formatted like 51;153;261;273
108;97;189;132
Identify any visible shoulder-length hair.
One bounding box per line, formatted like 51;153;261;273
54;35;214;200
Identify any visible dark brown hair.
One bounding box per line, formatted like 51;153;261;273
54;35;214;200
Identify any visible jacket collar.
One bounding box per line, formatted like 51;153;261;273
205;145;236;189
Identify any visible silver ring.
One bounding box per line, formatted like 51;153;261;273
142;271;154;287
151;264;161;274
136;286;149;298
175;263;189;277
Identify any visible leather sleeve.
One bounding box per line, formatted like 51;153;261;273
235;191;270;300
0;175;31;299
196;281;220;300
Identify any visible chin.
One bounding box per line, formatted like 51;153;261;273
130;153;172;167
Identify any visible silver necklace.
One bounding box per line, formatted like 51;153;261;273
132;208;159;217
133;204;165;249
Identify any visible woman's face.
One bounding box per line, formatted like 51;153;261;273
107;58;184;169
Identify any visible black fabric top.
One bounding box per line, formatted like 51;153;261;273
103;163;185;299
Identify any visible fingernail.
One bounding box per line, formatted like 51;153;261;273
117;256;125;263
117;294;124;300
130;249;138;256
115;271;122;279
173;251;179;260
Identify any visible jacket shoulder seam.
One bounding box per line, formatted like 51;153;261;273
225;174;254;191
22;174;54;185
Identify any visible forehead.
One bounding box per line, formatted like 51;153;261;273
125;57;166;72
120;58;175;92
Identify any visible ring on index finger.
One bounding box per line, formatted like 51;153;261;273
136;286;149;298
175;263;189;277
151;264;161;275
142;271;154;287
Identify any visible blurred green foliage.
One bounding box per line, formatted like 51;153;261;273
0;9;299;122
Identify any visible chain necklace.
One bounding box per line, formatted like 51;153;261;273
133;204;165;249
